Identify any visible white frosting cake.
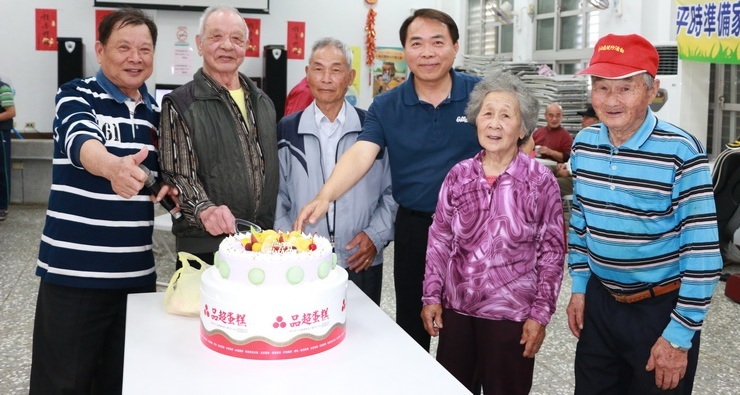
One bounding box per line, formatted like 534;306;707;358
200;231;348;359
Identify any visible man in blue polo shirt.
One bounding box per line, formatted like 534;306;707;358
565;34;722;394
295;8;481;351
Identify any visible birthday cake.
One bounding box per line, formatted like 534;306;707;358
200;230;348;360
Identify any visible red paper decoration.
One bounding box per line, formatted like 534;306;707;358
244;18;261;58
36;9;58;51
95;10;115;42
365;8;377;66
287;21;305;60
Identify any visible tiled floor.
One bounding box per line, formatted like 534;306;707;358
2;204;739;394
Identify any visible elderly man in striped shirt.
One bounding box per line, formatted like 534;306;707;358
565;34;722;394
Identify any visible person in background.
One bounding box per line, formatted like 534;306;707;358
422;72;564;394
284;76;313;116
566;33;722;394
30;9;169;394
553;104;600;196
159;5;278;267
0;78;15;221
576;104;599;129
295;8;481;351
275;38;396;305
532;102;573;163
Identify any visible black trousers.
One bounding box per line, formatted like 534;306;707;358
575;276;700;395
348;263;383;306
394;206;433;351
0;129;10;210
30;281;155;395
437;308;534;395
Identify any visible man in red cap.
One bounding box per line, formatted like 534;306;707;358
565;33;722;394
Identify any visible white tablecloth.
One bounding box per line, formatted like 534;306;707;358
123;283;469;394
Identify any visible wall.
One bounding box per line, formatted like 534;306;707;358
1;0;465;133
0;0;711;147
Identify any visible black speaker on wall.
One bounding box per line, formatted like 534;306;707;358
58;37;84;88
263;45;287;121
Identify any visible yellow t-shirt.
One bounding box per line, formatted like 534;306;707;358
229;88;247;120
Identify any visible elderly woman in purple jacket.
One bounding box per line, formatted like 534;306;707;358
421;72;565;395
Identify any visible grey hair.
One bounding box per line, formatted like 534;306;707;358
465;71;540;142
310;38;353;69
642;73;655;89
198;5;247;37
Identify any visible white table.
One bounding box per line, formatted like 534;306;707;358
153;212;172;231
123;283;470;394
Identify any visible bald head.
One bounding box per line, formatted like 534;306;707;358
545;102;563;129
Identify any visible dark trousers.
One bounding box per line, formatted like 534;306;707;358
30;281;155;395
0;129;10;210
575;276;700;395
348;263;383;306
394;206;433;351
437;308;534;395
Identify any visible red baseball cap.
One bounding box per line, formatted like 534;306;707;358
577;34;659;79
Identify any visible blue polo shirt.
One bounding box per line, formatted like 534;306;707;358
358;70;481;212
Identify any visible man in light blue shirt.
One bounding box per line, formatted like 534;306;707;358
275;38;396;304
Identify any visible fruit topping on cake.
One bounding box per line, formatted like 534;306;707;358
240;229;317;253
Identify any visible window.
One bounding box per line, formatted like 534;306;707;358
533;0;601;74
466;0;514;58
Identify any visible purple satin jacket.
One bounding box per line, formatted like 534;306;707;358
423;150;565;326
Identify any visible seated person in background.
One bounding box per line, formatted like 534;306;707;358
577;104;599;129
554;105;600;196
532;102;573;163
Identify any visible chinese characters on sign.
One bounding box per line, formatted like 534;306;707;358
675;0;740;64
245;18;261;57
36;9;57;51
289;309;330;327
287;21;305;60
203;304;248;327
203;304;331;329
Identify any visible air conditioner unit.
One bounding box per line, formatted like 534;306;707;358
650;43;711;147
650;44;681;126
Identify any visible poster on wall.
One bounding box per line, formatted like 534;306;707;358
172;26;193;77
372;47;406;97
287;21;305;60
347;46;362;106
675;0;740;64
245;18;261;57
36;9;58;51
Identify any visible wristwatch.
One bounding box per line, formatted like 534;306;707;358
668;341;690;352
